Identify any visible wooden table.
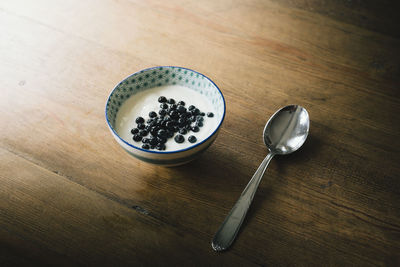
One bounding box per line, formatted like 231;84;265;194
1;0;399;266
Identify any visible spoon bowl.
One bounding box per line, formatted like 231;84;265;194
264;105;309;154
212;105;310;251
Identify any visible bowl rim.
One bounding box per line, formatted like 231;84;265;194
105;66;226;154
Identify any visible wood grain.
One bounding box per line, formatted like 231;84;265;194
0;148;253;266
1;0;399;266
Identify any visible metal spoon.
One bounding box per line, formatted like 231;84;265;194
211;105;310;251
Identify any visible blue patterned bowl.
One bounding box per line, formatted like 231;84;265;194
105;66;226;166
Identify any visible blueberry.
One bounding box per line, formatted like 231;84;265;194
135;117;144;124
149;137;158;145
169;110;179;119
137;123;145;129
142;144;150;149
150;144;156;149
190;116;197;122
191;126;200;132
173;126;179;132
200;112;205;116
188;135;197;143
191;108;200;115
196;115;204;122
177;101;185;106
167;130;174;138
149;111;157;118
159;109;167;116
174;134;185;143
133;134;142;142
142;138;150;143
179;128;188;135
157;129;167;138
156;143;166;151
166;121;175;130
158;96;167;103
147;118;154;124
131;128;139;134
160;103;168;109
196;121;203;127
178;118;186;126
167;98;175;104
207;112;214;117
185;124;192;130
150;127;158;136
188;105;195;111
177;105;186;113
139;129;148;136
169;104;177;110
157;137;167;144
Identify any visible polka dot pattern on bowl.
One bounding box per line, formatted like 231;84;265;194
106;66;224;128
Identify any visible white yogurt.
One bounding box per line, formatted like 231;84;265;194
115;85;217;151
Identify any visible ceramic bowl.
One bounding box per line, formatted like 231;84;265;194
105;66;226;166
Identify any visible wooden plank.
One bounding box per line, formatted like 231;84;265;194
2;0;399;92
268;0;400;38
0;148;254;266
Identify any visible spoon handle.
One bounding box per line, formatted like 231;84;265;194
211;152;275;251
